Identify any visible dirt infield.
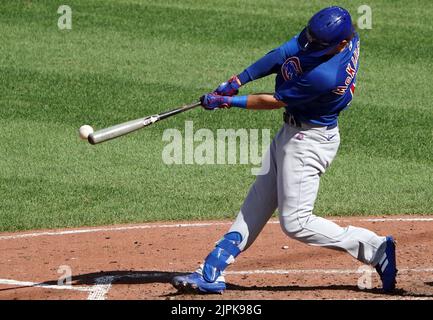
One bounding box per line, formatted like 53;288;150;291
0;216;432;300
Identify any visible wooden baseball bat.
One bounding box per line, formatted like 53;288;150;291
87;101;201;145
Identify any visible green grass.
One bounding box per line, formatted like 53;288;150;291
1;0;432;231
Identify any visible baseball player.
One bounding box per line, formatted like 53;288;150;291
172;6;397;294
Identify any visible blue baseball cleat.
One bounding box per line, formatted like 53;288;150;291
375;236;398;293
171;270;226;294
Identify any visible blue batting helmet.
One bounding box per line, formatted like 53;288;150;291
298;6;354;57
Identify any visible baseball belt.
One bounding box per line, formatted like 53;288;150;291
283;112;337;130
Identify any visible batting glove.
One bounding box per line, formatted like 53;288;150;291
214;75;242;96
200;93;231;110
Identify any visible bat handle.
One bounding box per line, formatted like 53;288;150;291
158;101;201;120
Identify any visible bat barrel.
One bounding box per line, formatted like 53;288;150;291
88;117;149;145
87;101;200;145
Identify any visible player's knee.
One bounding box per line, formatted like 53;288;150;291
279;214;305;238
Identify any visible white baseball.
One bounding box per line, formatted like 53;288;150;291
78;125;94;140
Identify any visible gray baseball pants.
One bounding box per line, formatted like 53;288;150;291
228;122;386;265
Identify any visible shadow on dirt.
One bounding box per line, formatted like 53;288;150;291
0;271;187;293
225;283;433;299
45;270;188;286
2;271;432;299
65;270;433;299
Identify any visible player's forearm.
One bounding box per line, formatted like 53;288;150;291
222;94;286;109
245;94;286;109
237;48;285;85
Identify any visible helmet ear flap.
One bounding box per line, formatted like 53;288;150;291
297;27;310;51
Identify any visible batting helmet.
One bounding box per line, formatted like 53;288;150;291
298;6;354;57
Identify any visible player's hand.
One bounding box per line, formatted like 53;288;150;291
200;93;231;110
214;75;241;96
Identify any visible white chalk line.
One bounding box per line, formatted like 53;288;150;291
0;222;230;240
363;218;433;222
1;217;433;241
225;267;433;275
0;278;92;292
0;277;112;300
1;267;432;300
86;276;114;300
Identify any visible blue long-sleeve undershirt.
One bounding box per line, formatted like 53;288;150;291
238;48;285;85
